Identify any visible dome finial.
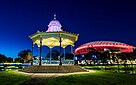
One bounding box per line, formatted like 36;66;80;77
54;13;56;20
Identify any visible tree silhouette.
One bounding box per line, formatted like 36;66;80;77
6;57;13;63
14;58;21;63
18;49;32;63
0;54;13;63
62;52;74;59
0;54;7;63
46;50;60;60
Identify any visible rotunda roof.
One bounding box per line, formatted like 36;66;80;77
46;14;63;32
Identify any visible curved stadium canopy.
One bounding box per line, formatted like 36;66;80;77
75;41;135;55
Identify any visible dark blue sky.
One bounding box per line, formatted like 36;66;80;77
0;0;135;58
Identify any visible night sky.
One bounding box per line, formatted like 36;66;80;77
0;0;135;58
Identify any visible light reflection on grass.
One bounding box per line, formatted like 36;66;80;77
0;71;29;85
47;71;136;85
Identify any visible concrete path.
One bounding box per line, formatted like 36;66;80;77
17;70;95;85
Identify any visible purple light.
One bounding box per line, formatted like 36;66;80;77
46;15;63;32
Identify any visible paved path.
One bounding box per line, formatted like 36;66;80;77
17;70;95;85
20;74;56;85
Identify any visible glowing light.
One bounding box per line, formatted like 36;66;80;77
46;15;63;32
75;41;135;54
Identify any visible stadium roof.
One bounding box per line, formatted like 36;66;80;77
75;41;135;54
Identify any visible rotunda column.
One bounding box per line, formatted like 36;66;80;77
63;48;66;60
39;36;42;66
73;43;76;65
59;34;62;66
31;43;34;65
63;47;66;64
50;48;52;64
71;45;73;54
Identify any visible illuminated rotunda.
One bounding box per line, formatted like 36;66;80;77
29;14;79;65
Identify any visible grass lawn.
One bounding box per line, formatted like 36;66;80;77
47;71;136;85
0;71;29;85
83;65;136;73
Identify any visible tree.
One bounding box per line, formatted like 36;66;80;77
85;48;98;65
0;54;13;63
6;57;13;63
101;51;109;65
0;54;7;63
62;52;74;59
18;49;32;63
46;50;60;60
101;51;110;71
14;58;21;63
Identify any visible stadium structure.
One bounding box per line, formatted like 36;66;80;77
74;41;136;64
75;41;135;55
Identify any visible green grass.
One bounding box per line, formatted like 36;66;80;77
47;71;136;85
83;65;136;73
0;71;29;85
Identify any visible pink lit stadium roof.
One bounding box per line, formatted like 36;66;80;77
75;41;135;55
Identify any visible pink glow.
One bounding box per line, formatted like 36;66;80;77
75;41;135;54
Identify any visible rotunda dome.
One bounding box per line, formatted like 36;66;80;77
46;14;63;32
